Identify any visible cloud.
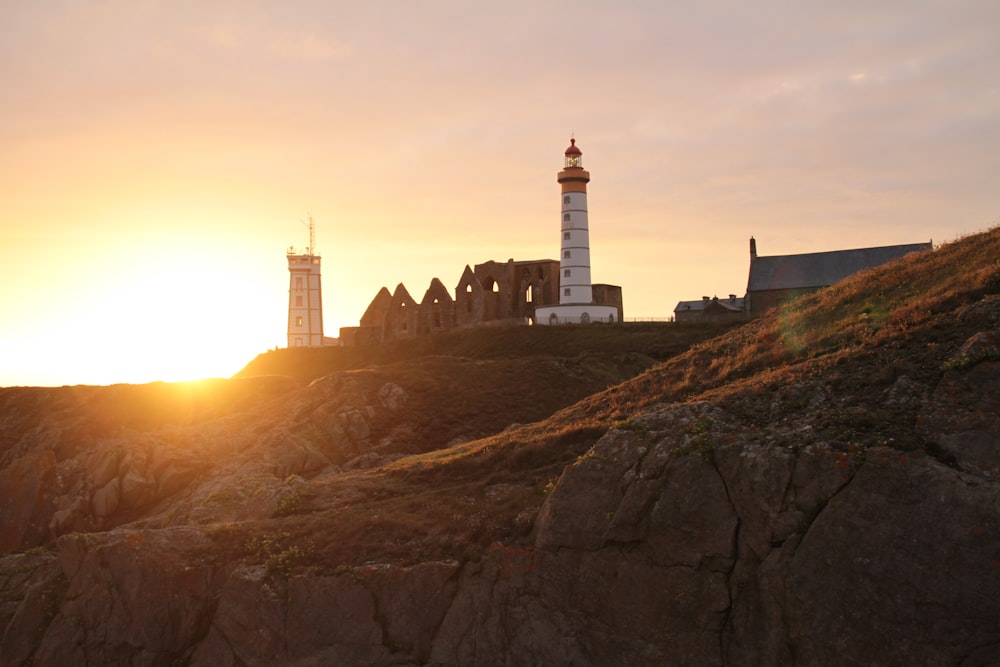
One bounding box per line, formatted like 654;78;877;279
267;31;353;62
2;0;999;384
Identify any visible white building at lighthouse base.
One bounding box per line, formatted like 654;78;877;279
534;303;619;325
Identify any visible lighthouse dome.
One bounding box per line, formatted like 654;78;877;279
564;138;582;156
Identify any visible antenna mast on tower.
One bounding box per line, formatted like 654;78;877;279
301;213;317;255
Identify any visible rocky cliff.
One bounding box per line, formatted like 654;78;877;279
2;227;999;666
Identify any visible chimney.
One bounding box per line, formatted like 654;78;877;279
750;236;757;259
702;296;710;302
729;294;737;301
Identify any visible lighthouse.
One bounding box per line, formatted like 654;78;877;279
286;216;324;347
557;138;593;305
535;138;620;325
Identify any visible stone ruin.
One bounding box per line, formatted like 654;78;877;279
339;258;623;344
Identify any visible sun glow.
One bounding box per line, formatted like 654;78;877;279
2;246;285;387
96;267;255;382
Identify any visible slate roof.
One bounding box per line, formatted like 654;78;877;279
674;296;746;313
747;242;932;292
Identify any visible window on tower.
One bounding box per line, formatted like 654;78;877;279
296;316;303;327
295;296;303;307
564;288;571;297
564;250;571;258
563;213;570;222
563;269;571;278
295;277;303;291
563;232;570;240
563;196;570;205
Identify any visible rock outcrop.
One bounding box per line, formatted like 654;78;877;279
3;371;997;665
2;227;999;665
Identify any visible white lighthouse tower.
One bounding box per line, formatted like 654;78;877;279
535;138;619;325
286;216;324;347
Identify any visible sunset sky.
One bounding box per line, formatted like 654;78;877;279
2;1;998;387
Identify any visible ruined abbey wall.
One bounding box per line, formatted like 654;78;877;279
340;258;621;344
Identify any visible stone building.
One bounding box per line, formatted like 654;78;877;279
674;295;746;323
340;256;624;345
672;237;934;322
454;259;561;327
745;237;933;318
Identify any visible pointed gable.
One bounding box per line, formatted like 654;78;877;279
421;277;455;332
390;283;417;308
421;277;453;306
384;283;418;338
454;265;484;327
359;286;392;328
455;265;481;295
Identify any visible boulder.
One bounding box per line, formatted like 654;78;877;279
0;450;58;552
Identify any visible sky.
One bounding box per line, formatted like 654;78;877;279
2;0;998;387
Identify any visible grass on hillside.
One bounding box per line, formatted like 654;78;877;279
548;226;1000;425
221;227;1000;571
34;227;998;572
236;321;737;382
221;419;609;569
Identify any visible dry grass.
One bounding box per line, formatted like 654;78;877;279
9;227;1000;569
236;321;737;382
152;225;1000;570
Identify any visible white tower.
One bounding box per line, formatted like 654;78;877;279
558;138;593;305
535;138;619;325
287;216;324;347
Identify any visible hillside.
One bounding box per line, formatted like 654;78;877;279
1;226;999;665
235;320;732;381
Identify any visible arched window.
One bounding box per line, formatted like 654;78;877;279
581;312;591;324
